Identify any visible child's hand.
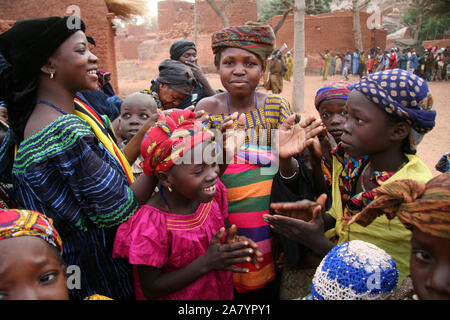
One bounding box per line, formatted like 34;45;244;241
225;224;263;269
203;227;257;273
278;114;324;159
220;112;246;160
269;193;327;221
263;194;331;257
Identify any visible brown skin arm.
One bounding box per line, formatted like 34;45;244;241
129;173;158;205
136;227;258;299
308;137;331;200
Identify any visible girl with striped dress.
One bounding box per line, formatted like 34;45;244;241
195;22;323;299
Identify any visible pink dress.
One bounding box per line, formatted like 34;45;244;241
113;180;233;300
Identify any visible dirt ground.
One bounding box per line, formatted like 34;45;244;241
118;73;449;176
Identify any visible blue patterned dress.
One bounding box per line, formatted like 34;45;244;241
13;114;139;300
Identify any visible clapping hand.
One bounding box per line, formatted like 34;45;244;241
225;224;263;270
203;226;262;273
278;114;324;159
219;112;246;161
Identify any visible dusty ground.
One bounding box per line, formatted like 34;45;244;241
118;73;449;176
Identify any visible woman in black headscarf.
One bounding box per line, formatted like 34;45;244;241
0;16;156;300
141;58;198;110
168;40;216;109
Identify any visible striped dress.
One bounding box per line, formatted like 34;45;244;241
206;94;292;293
13;115;139;300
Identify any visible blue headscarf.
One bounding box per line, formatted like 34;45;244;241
353;69;436;154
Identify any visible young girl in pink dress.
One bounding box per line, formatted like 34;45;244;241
113;109;262;300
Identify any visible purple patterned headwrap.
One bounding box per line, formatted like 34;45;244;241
315;81;352;109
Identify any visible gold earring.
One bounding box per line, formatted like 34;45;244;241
168;186;173;192
50;72;54;79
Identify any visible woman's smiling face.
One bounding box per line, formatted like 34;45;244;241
48;30;98;93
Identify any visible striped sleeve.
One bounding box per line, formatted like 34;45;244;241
264;94;293;126
13;116;139;231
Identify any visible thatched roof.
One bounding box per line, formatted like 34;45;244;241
105;0;149;20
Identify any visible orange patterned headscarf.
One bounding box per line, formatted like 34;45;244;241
345;172;450;239
0;209;63;251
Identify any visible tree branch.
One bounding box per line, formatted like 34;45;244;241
273;7;294;35
205;0;229;27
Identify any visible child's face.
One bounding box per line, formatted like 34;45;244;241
341;90;393;158
317;99;348;143
410;227;450;300
0;237;69;300
119;100;153;141
217;47;264;97
166;141;220;203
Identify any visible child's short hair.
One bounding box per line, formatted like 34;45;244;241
310;240;398;300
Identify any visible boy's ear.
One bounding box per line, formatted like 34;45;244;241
390;122;410;142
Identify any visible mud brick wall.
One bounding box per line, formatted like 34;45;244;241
422;39;450;50
0;0;119;92
272;10;387;71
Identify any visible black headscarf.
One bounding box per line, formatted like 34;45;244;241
170;40;196;61
0;16;88;142
156;59;197;95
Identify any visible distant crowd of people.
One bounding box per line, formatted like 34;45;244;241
319;46;450;82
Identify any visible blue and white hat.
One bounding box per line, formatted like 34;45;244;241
311;240;398;300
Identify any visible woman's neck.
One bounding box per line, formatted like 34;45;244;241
369;145;408;172
227;91;257;114
36;81;76;114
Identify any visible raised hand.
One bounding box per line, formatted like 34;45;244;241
220;112;246;160
278;114;324;159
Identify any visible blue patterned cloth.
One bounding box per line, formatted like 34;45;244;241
435;152;450;173
310;240;398;300
12;115;138;300
353;69;436;154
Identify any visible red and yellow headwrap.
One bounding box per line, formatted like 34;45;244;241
140;109;215;176
0;209;63;251
211;21;276;65
345;172;450;240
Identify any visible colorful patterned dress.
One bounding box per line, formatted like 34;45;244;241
326;144;433;284
206;94;292;294
113;180;233;300
12;113;139;300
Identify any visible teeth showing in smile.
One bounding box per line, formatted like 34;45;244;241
87;70;97;75
203;185;216;192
